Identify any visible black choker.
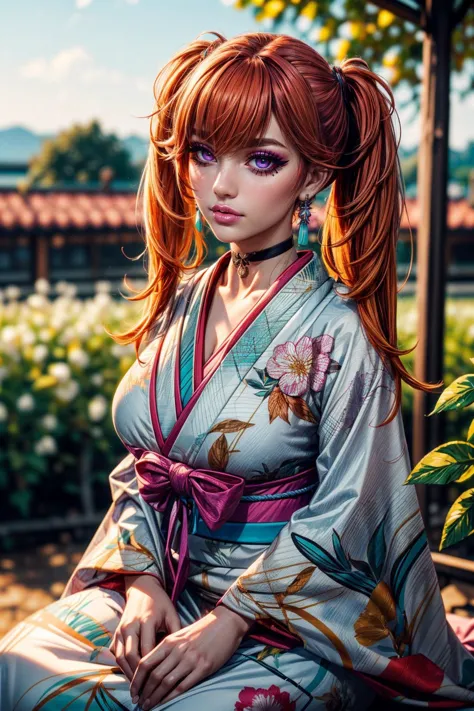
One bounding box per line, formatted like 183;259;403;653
230;235;295;278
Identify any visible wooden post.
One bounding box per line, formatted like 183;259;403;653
413;0;452;525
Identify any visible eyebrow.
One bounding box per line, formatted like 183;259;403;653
190;130;287;150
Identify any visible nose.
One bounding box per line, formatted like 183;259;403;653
212;159;238;200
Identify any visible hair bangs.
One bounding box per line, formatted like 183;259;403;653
174;55;274;159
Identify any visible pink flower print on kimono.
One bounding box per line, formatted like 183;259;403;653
245;335;341;426
234;683;296;711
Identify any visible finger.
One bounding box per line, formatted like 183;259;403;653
113;636;134;682
139;621;156;657
137;648;181;707
130;642;168;700
142;658;193;710
124;626;141;676
155;663;210;707
165;608;182;634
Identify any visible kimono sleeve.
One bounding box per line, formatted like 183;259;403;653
216;312;473;702
62;451;166;598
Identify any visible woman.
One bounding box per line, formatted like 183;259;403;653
2;31;474;711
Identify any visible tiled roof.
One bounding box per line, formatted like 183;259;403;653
0;189;473;233
0;190;140;232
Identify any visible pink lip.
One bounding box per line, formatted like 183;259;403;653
211;205;242;216
212;211;242;225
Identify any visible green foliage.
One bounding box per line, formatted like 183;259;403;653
227;0;473;112
404;357;474;551
26;119;139;188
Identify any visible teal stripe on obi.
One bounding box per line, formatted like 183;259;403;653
183;478;318;543
192;515;287;543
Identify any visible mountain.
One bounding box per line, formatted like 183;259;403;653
0;125;148;165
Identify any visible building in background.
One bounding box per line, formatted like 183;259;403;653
0;172;473;297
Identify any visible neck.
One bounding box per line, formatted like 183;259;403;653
223;244;300;300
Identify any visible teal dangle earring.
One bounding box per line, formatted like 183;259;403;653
195;203;203;234
297;194;312;248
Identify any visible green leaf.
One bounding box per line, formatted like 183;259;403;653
467;419;474;443
440;488;474;550
404;441;474;485
429;374;474;415
10;490;32;517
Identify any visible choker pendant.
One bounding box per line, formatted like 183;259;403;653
231;251;251;278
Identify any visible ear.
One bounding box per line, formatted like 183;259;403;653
298;167;331;201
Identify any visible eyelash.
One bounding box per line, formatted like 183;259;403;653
186;141;288;177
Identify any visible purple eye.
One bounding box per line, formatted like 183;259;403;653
186;141;288;177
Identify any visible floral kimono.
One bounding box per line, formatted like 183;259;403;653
2;248;474;711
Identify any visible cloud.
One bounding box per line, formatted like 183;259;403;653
19;47;126;86
75;0;139;6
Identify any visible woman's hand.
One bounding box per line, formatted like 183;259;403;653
109;574;181;683
130;604;254;709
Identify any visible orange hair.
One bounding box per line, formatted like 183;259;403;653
106;30;442;426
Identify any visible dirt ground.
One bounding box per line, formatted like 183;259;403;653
0;539;87;638
2;541;474;640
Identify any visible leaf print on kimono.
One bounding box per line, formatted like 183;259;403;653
291;509;430;657
316;678;358;710
31;669;129;711
234;683;296;711
255;645;286;668
245;335;341;426
207;418;255;469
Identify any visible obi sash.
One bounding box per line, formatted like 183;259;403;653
130;445;318;650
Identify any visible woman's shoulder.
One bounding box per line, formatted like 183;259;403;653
309;283;384;374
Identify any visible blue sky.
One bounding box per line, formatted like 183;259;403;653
0;0;472;150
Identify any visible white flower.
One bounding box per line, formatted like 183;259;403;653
58;327;78;346
51;314;69;331
38;328;53;342
55;380;80;402
94;293;111;308
0;402;8;422
34;435;57;456
467;323;474;340
32;344;49;363
27;293;48;310
55;280;69;295
88;394;108;422
41;413;58;431
75;321;92;339
5;285;21;301
90;426;102;438
95;280;112;294
68;347;89;369
30;312;47;327
111;343;125;359
2;325;18;345
48;362;71;383
34;278;50;295
91;373;103;387
17;393;35;412
19;326;36;346
65;284;77;298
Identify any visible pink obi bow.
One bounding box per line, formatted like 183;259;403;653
134;450;245;603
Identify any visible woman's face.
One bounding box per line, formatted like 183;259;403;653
188;113;318;250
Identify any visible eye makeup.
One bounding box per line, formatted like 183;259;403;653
186;141;289;177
